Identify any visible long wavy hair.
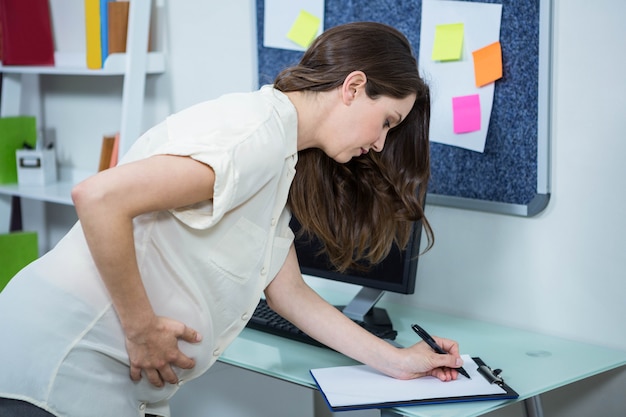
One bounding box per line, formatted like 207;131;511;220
274;22;433;272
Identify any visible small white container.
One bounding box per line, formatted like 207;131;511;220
16;149;57;185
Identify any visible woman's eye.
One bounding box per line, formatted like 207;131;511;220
384;120;391;128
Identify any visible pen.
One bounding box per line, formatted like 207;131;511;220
411;323;471;379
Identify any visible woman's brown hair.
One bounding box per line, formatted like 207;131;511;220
274;22;433;272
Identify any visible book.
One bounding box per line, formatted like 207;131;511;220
97;132;120;171
107;1;129;54
0;0;55;66
0;10;4;61
100;0;114;63
84;0;102;68
109;132;120;167
98;134;116;171
310;355;519;412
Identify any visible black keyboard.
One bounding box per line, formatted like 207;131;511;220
246;298;398;349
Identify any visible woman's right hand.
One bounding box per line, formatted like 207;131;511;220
125;315;202;387
72;155;213;388
73;155;213;388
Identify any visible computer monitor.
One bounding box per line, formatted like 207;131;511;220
290;208;423;331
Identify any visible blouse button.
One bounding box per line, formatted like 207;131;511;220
213;348;220;356
271;218;277;226
260;267;267;276
139;403;146;410
177;379;185;387
241;313;249;321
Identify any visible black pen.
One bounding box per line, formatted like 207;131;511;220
411;323;471;379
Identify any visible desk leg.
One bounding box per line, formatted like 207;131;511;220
524;395;545;417
313;390;335;417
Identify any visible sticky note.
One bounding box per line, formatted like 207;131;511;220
452;94;481;133
431;23;464;61
472;41;502;87
286;10;321;49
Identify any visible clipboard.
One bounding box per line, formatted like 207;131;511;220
310;355;518;412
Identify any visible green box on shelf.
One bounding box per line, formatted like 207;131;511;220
0;116;38;184
0;231;38;292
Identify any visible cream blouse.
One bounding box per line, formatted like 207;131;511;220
0;85;298;417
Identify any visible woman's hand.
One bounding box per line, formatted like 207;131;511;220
125;315;202;387
265;246;464;383
72;155;213;388
395;336;464;381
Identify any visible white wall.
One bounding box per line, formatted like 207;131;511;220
162;1;258;112
403;0;626;351
37;0;625;416
408;0;626;352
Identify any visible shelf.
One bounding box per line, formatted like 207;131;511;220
0;182;74;206
0;0;159;251
0;51;165;76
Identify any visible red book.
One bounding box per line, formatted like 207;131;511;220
109;132;120;168
0;0;55;66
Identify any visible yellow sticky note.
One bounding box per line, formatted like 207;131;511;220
472;41;502;87
432;23;464;61
286;10;321;49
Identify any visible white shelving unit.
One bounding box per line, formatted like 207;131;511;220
0;0;164;247
0;1;163;200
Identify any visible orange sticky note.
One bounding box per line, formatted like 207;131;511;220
472;41;502;87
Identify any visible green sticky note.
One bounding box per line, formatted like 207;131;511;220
432;23;464;61
286;10;321;49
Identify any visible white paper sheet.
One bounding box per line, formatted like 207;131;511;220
311;355;506;409
418;0;502;153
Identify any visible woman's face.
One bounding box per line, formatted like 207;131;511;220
325;92;416;163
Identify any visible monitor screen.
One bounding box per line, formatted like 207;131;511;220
290;209;423;332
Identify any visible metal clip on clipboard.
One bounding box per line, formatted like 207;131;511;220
475;357;505;386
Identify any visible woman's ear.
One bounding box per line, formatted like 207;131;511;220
341;71;367;104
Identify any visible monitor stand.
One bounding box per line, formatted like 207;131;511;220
339;287;393;329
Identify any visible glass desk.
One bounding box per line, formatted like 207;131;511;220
219;288;626;417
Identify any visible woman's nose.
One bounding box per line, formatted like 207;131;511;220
371;132;387;152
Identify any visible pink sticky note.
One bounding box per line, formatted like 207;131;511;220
452;94;481;133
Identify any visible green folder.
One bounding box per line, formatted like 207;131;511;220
0;116;38;184
0;231;38;291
